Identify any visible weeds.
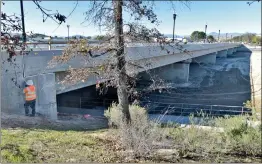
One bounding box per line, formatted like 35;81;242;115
215;115;261;156
1;129;118;163
2;104;261;163
105;104;167;158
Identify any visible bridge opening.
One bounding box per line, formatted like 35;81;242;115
56;85;118;115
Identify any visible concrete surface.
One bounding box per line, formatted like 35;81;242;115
192;52;217;64
217;50;227;58
227;48;234;55
143;50;252;106
155;63;190;83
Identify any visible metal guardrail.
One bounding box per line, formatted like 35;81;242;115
140;101;251;116
57;97;252;117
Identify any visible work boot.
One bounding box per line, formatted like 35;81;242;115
25;114;29;116
29;114;35;117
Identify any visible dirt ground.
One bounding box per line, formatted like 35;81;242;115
1;112;108;131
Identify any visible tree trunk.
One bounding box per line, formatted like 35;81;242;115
113;0;131;123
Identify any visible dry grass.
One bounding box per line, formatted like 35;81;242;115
105;104;168;158
104;104;262;162
1;105;261;163
1;129;120;163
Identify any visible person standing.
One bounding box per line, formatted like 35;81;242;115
23;80;36;117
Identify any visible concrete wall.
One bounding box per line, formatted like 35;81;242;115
217;50;227;58
192;52;217;64
16;43;240;77
1;52;57;119
34;73;57;120
139;59;191;83
1;53;26;114
227;48;234;55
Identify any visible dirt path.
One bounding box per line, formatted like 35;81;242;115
1;112;108;131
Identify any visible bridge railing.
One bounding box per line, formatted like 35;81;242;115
7;40;240;51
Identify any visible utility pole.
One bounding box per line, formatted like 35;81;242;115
218;30;220;42
20;0;26;43
226;33;228;42
204;24;207;43
67;25;70;41
172;13;177;43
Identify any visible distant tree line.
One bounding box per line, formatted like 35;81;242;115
230;33;261;45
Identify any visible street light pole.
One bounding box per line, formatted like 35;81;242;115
67;25;70;41
20;0;26;43
218;30;220;42
204;24;207;43
172;13;177;43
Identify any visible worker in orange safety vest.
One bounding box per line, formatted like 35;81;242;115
23;80;37;117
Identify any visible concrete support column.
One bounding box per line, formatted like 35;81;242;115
227;48;234;55
156;62;190;83
27;73;57;120
192;52;217;64
217;50;228;58
139;68;158;81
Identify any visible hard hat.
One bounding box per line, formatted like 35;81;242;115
26;80;33;86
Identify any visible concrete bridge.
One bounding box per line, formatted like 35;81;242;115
1;43;241;119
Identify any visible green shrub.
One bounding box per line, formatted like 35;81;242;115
104;103;148;128
1;144;37;163
215;116;261;156
105;104;166;158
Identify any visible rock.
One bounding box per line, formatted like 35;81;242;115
66;158;77;162
155;149;179;157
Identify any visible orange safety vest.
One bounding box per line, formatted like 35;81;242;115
23;85;36;101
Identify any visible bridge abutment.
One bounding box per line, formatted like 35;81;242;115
217;50;227;58
192;52;217;64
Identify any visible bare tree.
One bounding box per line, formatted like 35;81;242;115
1;1;74;87
247;0;261;6
49;1;191;123
2;0;190;123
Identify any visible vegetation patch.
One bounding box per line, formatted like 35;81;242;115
2;105;261;163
